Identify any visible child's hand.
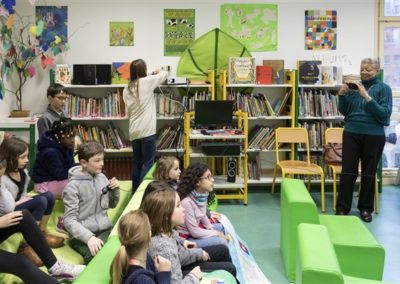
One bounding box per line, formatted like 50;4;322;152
108;177;119;190
210;211;221;219
190;266;203;280
15;196;32;206
154;255;171;272
87;236;104;256
183;240;197;249
0;211;23;228
202;250;210;261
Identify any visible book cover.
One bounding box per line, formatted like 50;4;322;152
112;62;130;84
55;64;72;84
321;66;335;85
256;65;272;84
228;57;256;84
263;60;285;84
298;60;322;85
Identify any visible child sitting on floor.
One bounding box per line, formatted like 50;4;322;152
32;117;76;199
141;188;236;283
153;156;181;190
177;163;228;248
0;136;65;249
110;209;171;284
62;141;120;264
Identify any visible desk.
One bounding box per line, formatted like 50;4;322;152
0;117;38;172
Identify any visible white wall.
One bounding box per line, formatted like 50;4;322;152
0;0;376;116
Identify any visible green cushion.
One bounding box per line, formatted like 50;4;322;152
107;181;132;225
297;223;344;284
319;215;385;281
143;163;156;180
280;178;320;282
208;195;218;212
202;270;237;283
73;236;121;284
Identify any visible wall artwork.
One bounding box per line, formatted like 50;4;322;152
305;10;337;50
109;21;134;47
164;9;195;56
220;4;278;52
35;6;68;50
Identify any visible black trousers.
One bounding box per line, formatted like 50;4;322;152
0;210;58;284
336;131;386;213
182;244;237;278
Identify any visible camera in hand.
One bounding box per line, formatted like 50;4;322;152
346;82;358;90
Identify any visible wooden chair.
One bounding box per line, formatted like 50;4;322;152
324;127;379;213
272;127;325;212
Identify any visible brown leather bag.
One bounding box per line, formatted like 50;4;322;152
322;143;342;165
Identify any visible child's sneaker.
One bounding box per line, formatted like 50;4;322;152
49;260;86;281
56;216;68;234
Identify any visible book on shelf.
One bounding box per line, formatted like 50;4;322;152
298;89;341;117
273;88;292;116
256;65;272;85
112;62;130;84
321;66;343;85
76;123;127;150
248;126;275;150
298;60;322;85
263;59;285;84
156;125;183;150
228;57;256;85
55;64;73;84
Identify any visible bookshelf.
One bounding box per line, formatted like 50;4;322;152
220;70;297;186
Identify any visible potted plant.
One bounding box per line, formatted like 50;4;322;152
0;5;68;117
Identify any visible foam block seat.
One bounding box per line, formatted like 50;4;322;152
297;223;388;284
281;178;385;282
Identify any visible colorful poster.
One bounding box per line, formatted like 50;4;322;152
109;22;134;46
220;4;278;52
164;9;195;56
35;6;68;50
305;10;337;50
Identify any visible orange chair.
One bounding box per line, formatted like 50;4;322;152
272;127;325;212
324;127;379;213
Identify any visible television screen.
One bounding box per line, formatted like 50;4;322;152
195;100;233;127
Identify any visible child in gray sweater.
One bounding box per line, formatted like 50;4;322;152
141;188;237;284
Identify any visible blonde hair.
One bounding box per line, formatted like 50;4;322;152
109;210;151;284
141;188;176;236
153;156;179;181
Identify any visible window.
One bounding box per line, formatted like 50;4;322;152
379;0;400;170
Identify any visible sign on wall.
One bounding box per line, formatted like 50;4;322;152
305;10;337;50
109;21;134;47
164;9;195;56
220;4;278;52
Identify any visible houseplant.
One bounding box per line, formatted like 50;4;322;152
0;4;68;116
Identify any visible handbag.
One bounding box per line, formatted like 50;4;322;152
322;143;342;164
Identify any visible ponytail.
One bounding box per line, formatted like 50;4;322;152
109;245;129;284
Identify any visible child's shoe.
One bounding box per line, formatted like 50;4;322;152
48;260;86;281
56;216;68;234
18;243;43;267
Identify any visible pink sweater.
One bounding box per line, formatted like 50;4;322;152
178;196;218;239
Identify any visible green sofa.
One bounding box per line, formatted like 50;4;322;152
297;223;389;284
281;178;385;282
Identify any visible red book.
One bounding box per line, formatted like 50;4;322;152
256;66;272;84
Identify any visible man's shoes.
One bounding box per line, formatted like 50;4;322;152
48;260;86;281
18;243;43;267
43;232;65;248
360;210;372;223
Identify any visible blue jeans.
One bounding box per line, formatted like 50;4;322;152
15;192;55;221
131;134;157;192
188;223;228;248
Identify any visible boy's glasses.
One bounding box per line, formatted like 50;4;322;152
54;96;68;101
200;174;214;181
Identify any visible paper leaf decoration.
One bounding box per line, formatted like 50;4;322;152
26;65;36;77
6;14;13;29
0;6;10;16
40;55;55;69
37;20;44;36
2;0;16;14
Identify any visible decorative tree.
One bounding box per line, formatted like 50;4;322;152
0;1;68;112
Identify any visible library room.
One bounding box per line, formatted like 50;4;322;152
0;0;399;283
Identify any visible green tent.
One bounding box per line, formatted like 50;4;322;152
176;28;252;98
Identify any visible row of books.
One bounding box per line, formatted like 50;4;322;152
228;90;292;117
64;91;126;118
298;121;341;150
298;89;342;117
156;94;185;117
183;91;213;111
248;126;276;150
103;157;133;180
157;125;183;150
76;123;127;150
248;157;262;180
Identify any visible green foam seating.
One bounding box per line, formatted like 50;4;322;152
281;178;385;282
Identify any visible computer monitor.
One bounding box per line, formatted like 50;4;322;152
195;100;233;128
